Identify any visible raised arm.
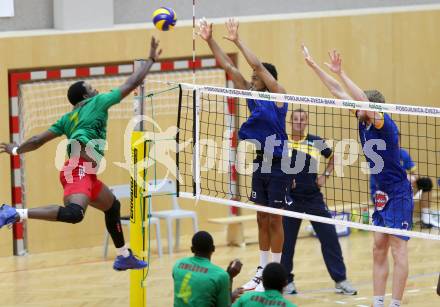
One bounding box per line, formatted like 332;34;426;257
224;18;286;96
325;50;383;128
324;50;369;102
119;37;162;99
198;18;250;90
302;44;352;100
0;130;59;155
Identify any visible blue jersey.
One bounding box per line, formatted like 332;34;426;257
370;147;416;195
359;113;407;192
238;98;288;158
399;148;416;172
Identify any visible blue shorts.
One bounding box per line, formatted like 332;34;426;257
372;180;413;241
249;160;291;208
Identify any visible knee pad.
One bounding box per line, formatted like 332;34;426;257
104;198;125;248
105;198;121;217
57;203;85;224
416;177;433;192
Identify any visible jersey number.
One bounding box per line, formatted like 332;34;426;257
177;272;192;304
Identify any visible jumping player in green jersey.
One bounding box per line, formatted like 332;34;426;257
0;37;161;271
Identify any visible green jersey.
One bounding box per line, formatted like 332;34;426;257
232;290;297;307
172;256;231;307
49;88;122;158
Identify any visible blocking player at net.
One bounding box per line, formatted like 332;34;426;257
369;143;437;228
360;92;438;228
302;45;412;307
198;18;291;292
281;108;357;295
0;37;161;271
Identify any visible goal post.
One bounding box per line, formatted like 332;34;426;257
129;131;150;307
129;59;149;306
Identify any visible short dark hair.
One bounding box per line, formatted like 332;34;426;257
262;62;278;80
262;262;288;291
67;81;87;105
364;90;386;104
191;231;214;254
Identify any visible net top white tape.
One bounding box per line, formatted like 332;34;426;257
179;192;440;241
178;82;440;118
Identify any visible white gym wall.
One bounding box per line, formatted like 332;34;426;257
2;0;440;31
53;0;113;30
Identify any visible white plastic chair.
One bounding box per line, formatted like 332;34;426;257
103;184;163;258
148;179;198;254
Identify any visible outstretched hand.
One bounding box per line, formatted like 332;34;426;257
223;18;239;42
301;43;316;67
197;18;213;41
149;36;162;61
324;50;342;74
0;142;16;155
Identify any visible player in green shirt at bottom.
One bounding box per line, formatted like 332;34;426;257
233;263;297;307
173;231;244;307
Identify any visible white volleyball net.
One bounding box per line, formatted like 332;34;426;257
175;83;440;240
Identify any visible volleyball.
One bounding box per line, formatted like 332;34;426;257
152;7;177;31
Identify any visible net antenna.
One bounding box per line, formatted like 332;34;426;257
192;1;200;198
134;59;146;131
192;0;196;85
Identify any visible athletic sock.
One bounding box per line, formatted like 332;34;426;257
373;296;385;307
259;250;270;271
271;252;282;263
389;299;401;307
16;209;28;222
117;244;130;258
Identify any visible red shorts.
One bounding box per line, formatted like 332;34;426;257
60;158;103;201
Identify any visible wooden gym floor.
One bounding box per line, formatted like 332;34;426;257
0;227;439;306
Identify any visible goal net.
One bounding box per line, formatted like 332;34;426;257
12;63;226;255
